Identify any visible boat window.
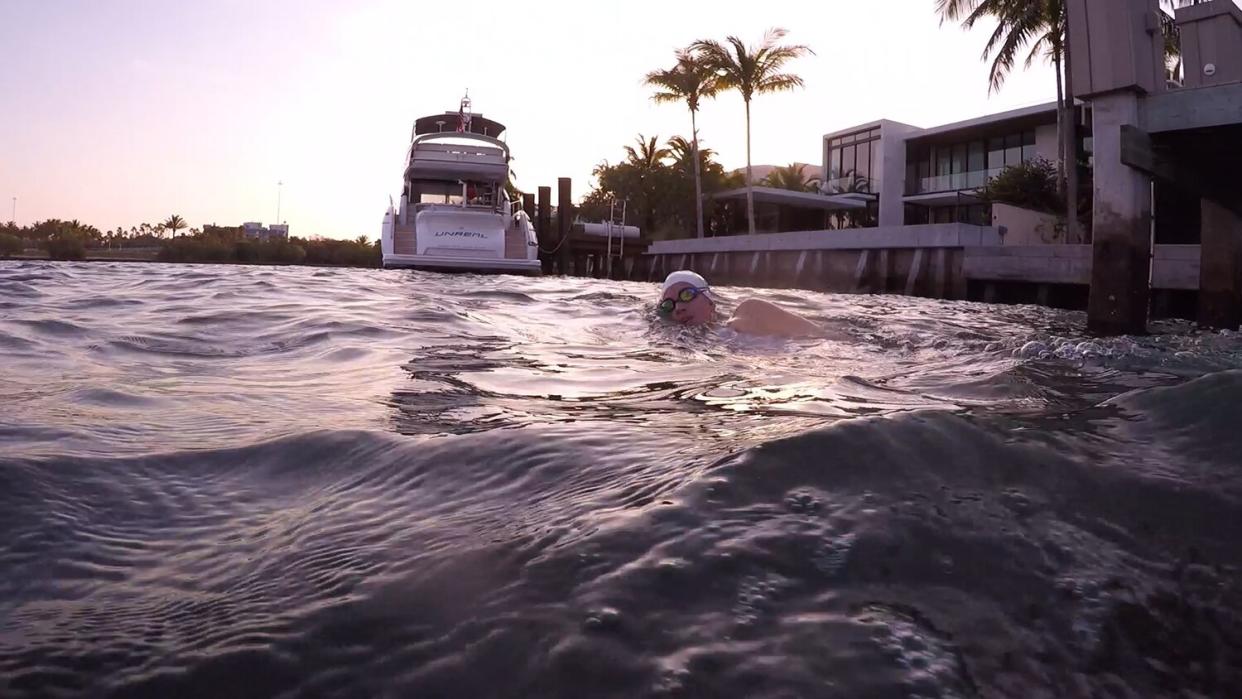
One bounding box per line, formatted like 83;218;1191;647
409;179;496;207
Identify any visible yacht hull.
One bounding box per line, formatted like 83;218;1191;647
382;253;541;275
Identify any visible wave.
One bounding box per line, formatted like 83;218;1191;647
4;381;1241;697
3;261;1242;698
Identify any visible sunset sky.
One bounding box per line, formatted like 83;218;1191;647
3;0;1077;239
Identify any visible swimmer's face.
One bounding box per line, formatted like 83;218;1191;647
659;282;714;325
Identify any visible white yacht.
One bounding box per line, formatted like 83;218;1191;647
381;97;541;274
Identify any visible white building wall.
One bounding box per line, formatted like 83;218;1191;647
1034;123;1060;162
877;120;917;227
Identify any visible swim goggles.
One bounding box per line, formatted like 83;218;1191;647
657;287;710;315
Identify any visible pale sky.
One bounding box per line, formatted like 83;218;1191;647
2;0;1071;239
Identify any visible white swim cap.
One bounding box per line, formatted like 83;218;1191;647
660;270;714;302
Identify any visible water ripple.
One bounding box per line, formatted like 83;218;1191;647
2;260;1242;698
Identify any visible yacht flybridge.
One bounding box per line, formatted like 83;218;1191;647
381;96;541;274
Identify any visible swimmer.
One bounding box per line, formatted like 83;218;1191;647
656;270;825;338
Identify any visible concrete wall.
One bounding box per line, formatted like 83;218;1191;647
647;223;1003;255
643;246;966;299
992;203;1066;245
1177;0;1242;88
1068;0;1165;98
964;244;1200;290
1034;123;1060;162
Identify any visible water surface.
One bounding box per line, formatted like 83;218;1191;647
2;261;1241;698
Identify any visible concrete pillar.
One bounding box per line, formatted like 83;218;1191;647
877;249;891;292
1086;93;1152;334
853;249;870;293
905;248;925;296
949;250;968;300
1198;198;1242;329
932;248;948;298
1176;1;1242;89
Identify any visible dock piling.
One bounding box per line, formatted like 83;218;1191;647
537;186;552;274
1198;198;1242;329
557;178;572;275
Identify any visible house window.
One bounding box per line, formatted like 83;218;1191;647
826;127;881;193
987;137;1005;171
1021;130;1037;162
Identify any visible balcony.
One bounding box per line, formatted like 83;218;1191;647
907;168;1005;196
821;176;874;195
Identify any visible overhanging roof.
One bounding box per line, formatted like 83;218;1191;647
414;112;506;137
712;186;869;210
904;101;1061;145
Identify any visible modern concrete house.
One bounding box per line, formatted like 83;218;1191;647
820;104;1074;233
632;0;1241;332
709;107;1073;237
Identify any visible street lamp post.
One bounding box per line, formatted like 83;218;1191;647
10;197;14;225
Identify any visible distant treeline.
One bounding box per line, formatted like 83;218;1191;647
158;231;379;267
0;219;380;267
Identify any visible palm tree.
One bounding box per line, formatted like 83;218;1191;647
763;163;818;192
692;28;812;237
937;0;1080;241
938;0;1195;243
666;136;718;175
623;134;671;172
623;134;672;234
644;50;721;239
163;214;187;239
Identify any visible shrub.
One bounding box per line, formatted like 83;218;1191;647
298;237;381;267
46;232;87;260
157;237;232;262
0;233;22;258
979;157;1063;214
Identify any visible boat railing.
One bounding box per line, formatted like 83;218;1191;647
410;142;507;166
410;132;510;162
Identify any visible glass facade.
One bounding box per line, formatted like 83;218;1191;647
906;129;1036;195
824;127;880;194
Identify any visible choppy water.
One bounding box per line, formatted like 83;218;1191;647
2;260;1241;698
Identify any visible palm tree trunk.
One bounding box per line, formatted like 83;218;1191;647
1063;21;1081;244
744;99;756;236
691;109;705;239
1053;51;1067;202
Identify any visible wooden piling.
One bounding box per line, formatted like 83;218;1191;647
557;178;572;276
537;186;552;274
522;193;535;220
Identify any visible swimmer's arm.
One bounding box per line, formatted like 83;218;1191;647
725;298;825;338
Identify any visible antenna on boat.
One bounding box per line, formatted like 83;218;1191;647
456;90;472;133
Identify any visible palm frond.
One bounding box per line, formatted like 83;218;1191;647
935;0;983;24
755;73;805;94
